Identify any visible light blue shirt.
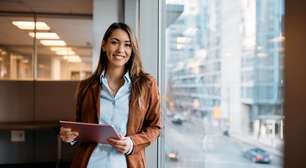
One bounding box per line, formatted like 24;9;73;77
87;71;131;168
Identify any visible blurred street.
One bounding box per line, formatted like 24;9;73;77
165;115;283;168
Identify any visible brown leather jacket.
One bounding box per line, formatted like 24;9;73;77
70;75;161;168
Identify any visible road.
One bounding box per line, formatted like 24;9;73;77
164;116;283;168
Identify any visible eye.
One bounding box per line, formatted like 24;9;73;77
125;43;131;48
111;40;119;45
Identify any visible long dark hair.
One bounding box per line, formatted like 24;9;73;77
78;22;150;106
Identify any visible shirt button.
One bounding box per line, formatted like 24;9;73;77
112;101;116;105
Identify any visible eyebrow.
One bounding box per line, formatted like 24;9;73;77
110;37;131;43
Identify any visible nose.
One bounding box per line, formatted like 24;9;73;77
118;44;125;53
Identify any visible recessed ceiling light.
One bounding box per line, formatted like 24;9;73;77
56;50;76;55
63;55;82;63
50;47;73;52
29;32;59;39
40;40;66;46
21;59;29;64
12;21;50;30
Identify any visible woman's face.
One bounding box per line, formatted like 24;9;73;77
102;29;132;69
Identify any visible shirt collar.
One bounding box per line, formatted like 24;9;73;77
100;70;131;84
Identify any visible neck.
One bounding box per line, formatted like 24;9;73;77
106;66;125;82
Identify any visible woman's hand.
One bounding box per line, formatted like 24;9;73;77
108;136;133;154
59;127;79;143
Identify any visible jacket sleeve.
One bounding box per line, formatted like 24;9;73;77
129;77;162;154
75;81;85;122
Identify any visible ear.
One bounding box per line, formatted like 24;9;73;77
101;40;106;52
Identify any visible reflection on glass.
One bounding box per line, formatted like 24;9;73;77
0;15;92;81
36;17;92;80
12;21;50;30
164;0;284;168
0;16;34;80
28;32;60;39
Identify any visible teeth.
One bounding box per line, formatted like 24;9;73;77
114;55;124;60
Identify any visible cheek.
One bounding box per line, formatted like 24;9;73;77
126;52;132;61
106;49;114;57
126;49;132;57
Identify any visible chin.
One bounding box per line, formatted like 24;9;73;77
111;63;126;68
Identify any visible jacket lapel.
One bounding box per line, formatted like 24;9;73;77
91;81;101;122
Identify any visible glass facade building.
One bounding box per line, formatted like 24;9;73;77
165;0;284;167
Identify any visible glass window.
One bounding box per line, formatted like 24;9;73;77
0;15;92;81
36;17;92;80
0;16;34;80
163;0;284;167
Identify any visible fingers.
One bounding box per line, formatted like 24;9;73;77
108;137;129;154
59;127;79;143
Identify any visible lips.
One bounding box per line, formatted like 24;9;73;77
113;55;125;60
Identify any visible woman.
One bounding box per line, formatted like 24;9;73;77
60;22;161;168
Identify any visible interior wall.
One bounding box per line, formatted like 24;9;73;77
0;81;78;122
0;81;34;122
92;0;123;71
139;0;160;167
0;81;78;164
34;81;77;121
284;0;306;167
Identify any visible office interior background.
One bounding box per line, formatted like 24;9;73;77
0;0;305;168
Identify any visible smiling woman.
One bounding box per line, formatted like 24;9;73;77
102;29;132;70
59;22;161;168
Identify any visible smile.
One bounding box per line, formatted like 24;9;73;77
113;55;125;59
